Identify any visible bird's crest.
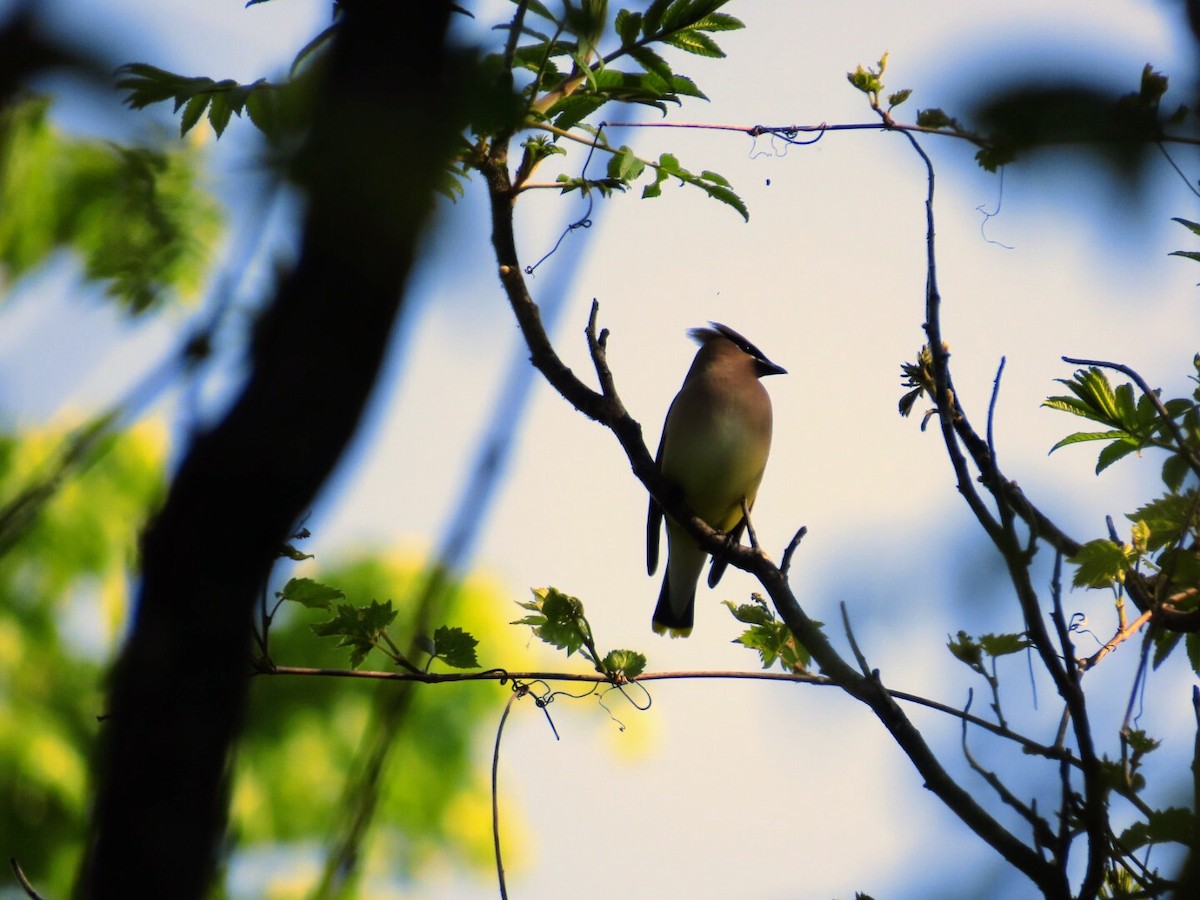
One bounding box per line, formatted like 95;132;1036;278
689;322;784;375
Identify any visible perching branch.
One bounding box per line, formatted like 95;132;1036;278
475;110;1069;900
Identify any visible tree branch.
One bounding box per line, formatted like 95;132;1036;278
476;128;1067;895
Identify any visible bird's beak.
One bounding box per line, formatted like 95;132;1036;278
757;359;787;377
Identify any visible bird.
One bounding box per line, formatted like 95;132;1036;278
647;322;786;637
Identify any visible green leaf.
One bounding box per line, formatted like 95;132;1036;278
601;649;647;680
1163;453;1192;495
731;600;813;672
660;29;725;58
1172;216;1200;238
1095;437;1141;474
431;625;479;669
947;631;984;670
513;587;589;657
179;94;210;137
979;632;1031;657
606;145;646;182
1125;729;1161;756
1187;633;1200;677
1128;490;1199;552
916;108;960;130
1046;428;1128;451
1119;806;1195;850
207;94;235;137
615;8;642;45
628;45;673;81
550;93;608;130
277;577;345;610
641;0;672;38
1151;628;1182;669
887;89;912;108
312;599;398;669
691;13;744;33
847;64;882;96
722;597;774;626
1069;539;1135;588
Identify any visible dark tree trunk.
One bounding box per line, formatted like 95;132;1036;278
78;3;461;895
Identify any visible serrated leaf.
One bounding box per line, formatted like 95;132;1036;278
698;180;748;221
888;88;912;108
1151;628;1182;669
1163;453;1191;492
607;144;646;181
179;94;209;137
602;649;646;679
1069;539;1134;588
1169;250;1200;263
432;625;479;669
1046;429;1127;452
628;45;672;81
311;599;397;669
521;0;559;23
947;631;983;669
1128;490;1199;552
641;0;672;38
277;577;345;610
660;29;725;58
916;107;960;130
550;93;608;130
733;619;808;672
979;632;1031;657
667;74;707;100
1095;437;1140;474
691;13;744;33
615;8;642;45
1171;216;1200;237
722;598;773;626
514;587;588;657
1188;633;1200;676
207;95;234;137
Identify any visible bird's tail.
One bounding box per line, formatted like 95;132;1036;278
651;572;694;638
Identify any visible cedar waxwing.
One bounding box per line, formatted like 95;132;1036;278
647;323;786;637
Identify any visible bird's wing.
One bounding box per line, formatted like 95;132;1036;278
646;406;672;576
706;517;747;587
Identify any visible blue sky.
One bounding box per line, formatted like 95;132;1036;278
6;1;1200;897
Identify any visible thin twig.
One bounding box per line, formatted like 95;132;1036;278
264;664;1075;762
986;356;1006;461
492;685;527;900
840;601;872;678
1078;609;1153;672
740;498;759;551
961;691;1058;853
780;526;807;577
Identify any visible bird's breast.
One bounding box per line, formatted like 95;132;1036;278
660;381;772;528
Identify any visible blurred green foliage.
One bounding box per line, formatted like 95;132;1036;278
0;418;532;896
0;420;167;896
0;96;222;313
233;556;531;896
